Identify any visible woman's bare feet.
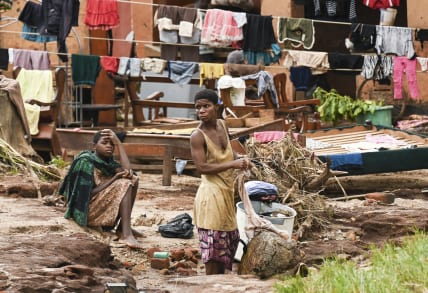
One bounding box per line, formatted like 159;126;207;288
118;236;144;249
116;227;146;239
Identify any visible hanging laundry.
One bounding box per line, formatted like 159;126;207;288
0;48;8;70
415;29;428;49
13;49;50;70
117;57;130;76
199;63;224;86
242;14;276;52
84;0;120;30
100;56;119;74
129;58;141;78
417;57;428;72
141;58;167;74
241;71;278;108
40;0;80;63
18;1;57;43
115;57;141;77
361;54;393;80
167;61;198;85
283;50;330;75
22;24;57;43
345;23;377;53
312;0;357;22
210;0;254;11
242;14;280;66
19;1;43;28
393;56;419;100
375;26;415;59
201;8;246;48
243;45;281;66
362;0;400;9
277;17;315;50
328;52;363;69
71;54;101;86
155;5;201;62
289;66;312;91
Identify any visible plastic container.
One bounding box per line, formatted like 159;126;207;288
356;105;393;127
235;201;297;261
153;251;169;259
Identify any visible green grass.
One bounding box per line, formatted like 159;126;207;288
274;231;428;293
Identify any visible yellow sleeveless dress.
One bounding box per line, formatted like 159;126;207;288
193;120;237;231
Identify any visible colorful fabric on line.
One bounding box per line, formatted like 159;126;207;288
59;150;121;226
71;54;101;86
100;56;119;74
197;228;240;271
84;0;119;30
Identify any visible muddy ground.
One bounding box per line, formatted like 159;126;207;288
1;170;428;292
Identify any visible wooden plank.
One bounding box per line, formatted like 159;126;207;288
134;100;195;109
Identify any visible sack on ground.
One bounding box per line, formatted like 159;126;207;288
158;213;194;239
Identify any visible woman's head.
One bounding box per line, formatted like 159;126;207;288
194;89;220;122
92;130;114;159
194;89;219;104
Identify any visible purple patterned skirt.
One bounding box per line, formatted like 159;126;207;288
197;228;240;270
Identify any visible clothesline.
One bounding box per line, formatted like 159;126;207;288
2;27;428;74
1;27;425;64
1;3;427;50
6;46;427;74
112;0;427;32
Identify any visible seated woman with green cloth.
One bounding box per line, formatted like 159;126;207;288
58;129;143;249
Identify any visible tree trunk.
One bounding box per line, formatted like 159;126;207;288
238;230;301;279
323;170;428;195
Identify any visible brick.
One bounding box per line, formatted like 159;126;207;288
150;258;170;270
169;248;185;261
183;248;194;260
147;247;162;258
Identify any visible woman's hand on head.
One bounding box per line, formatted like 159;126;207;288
101;129;120;145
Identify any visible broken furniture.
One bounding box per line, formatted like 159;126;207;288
14;66;66;161
272;72;321;132
305;124;428;174
121;75;196;126
219;71;321;132
70;68;121;127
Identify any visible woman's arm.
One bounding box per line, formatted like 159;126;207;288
91;170;128;196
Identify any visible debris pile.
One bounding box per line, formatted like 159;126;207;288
0;138;61;182
243;133;332;239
